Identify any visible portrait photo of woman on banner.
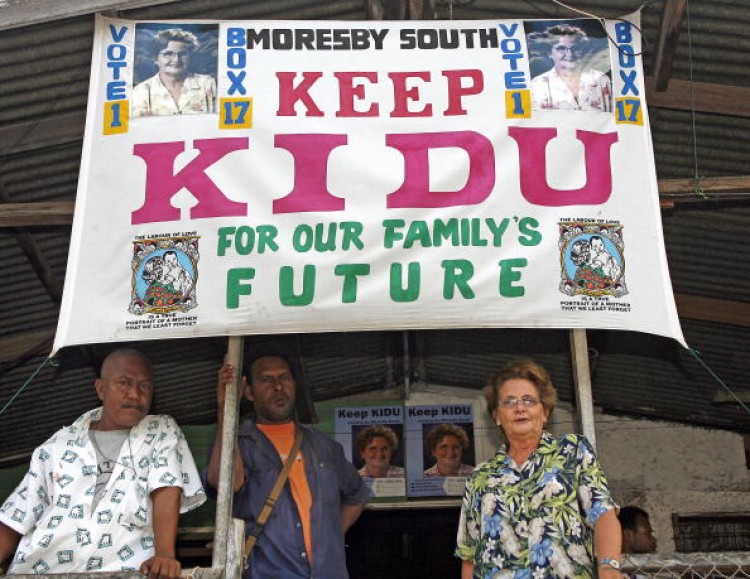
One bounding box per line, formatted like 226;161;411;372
131;23;218;117
525;19;613;112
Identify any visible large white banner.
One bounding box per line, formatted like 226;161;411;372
53;14;686;352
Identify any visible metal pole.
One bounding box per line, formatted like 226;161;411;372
212;336;244;569
569;329;597;449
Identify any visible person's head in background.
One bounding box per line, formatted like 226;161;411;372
619;506;657;554
244;354;297;424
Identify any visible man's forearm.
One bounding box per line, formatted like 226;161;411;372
206;417;244;492
341;503;365;533
0;522;21;568
151;486;181;558
206;416;226;488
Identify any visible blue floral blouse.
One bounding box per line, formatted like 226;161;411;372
456;432;617;579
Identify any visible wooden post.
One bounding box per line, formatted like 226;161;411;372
225;518;245;579
569;329;597;448
211;336;244;569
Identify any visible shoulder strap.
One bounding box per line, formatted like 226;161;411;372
242;426;304;566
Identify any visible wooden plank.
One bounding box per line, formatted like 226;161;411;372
646;77;750;117
0;202;75;227
658;175;750;195
0;176;747;230
652;0;687;91
713;390;750;403
212;337;244;569
675;294;750;328
14;228;64;303
569;329;597;448
0;328;55;364
0;0;183;31
0;112;85;156
0;77;743;164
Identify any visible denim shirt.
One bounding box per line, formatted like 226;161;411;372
232;420;369;579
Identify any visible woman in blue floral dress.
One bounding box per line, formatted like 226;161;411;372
456;360;622;579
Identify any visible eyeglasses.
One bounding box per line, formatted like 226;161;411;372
159;50;191;60
553;45;583;57
500;396;540;408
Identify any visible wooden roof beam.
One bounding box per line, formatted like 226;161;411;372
645;77;750;117
0;328;55;365
2;175;750;227
0;112;84;157
0;77;746;162
0;202;75;227
652;0;687;91
0;182;64;304
0;291;747;368
675;294;750;328
657;175;750;207
0;0;183;31
658;175;750;195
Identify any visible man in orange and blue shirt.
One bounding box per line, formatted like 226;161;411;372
206;353;368;578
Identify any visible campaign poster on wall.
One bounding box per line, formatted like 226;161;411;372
405;404;475;497
334;404;406;498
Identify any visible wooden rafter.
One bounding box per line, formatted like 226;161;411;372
0;183;64;303
0;202;75;227
3;175;750;229
0;0;183;31
652;0;687;91
645;78;750;117
658;175;750;195
0;290;746;368
0;112;85;157
0;328;54;364
675;294;750;328
0;77;747;161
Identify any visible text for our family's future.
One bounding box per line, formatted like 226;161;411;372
219;217;541;308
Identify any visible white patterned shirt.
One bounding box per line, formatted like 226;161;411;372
0;409;206;574
132;73;216;117
531;67;612;112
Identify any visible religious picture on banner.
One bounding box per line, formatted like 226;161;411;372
129;236;199;316
131;23;218;117
558;221;630;321
405;404;475;497
334;405;406;499
525;19;613;113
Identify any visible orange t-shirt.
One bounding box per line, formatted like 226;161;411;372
256;423;313;562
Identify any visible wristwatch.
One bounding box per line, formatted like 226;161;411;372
598;557;621;570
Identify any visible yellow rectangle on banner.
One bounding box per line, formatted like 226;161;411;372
220;98;253;129
615;97;644;125
505;90;531;119
103;101;129;134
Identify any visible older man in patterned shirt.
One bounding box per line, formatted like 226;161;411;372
0;349;205;577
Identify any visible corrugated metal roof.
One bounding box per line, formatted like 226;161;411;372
2;0;750;464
